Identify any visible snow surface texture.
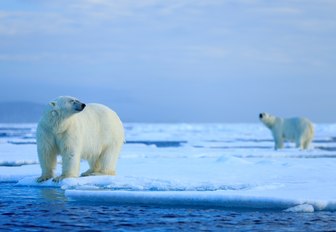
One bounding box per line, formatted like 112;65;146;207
2;123;336;212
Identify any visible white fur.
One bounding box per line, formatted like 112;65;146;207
36;96;124;182
259;112;314;150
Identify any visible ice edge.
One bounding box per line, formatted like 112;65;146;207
65;190;336;212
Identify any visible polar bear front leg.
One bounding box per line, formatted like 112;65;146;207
272;131;284;150
36;143;57;183
53;152;81;182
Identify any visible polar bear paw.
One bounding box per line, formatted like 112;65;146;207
80;169;93;177
52;175;66;183
36;175;52;183
80;169;116;177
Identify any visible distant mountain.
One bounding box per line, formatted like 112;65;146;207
0;102;45;123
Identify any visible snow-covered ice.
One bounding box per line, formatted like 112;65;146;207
2;123;336;211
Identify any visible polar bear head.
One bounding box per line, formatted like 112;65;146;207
49;96;86;118
259;112;277;129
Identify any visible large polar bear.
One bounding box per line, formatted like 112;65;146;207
259;112;314;150
36;96;124;182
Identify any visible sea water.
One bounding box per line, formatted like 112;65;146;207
1;183;336;231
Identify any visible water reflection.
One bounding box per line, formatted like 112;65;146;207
39;188;67;202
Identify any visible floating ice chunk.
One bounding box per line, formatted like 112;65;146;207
284;204;314;213
59;175;253;192
0;143;38;166
17;176;63;187
65;190;300;210
0;160;38;166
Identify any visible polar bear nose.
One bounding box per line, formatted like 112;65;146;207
81;104;86;110
259;113;263;119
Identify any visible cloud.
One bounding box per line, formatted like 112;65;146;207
1;0;335;69
0;54;43;62
249;5;302;15
0;11;76;35
1;0;334;38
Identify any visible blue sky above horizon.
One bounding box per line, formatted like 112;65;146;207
0;0;336;123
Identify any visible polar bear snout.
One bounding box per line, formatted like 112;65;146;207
74;102;86;112
259;113;266;119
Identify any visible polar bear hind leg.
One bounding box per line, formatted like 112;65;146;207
295;137;303;149
302;136;313;150
80;159;99;177
81;144;122;176
97;144;122;175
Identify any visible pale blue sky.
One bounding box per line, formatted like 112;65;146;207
0;0;336;122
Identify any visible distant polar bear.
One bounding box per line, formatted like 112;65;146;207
259;113;314;150
36;96;124;182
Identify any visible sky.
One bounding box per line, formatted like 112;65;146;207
0;0;335;123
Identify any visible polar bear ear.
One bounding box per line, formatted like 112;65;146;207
49;101;56;107
51;110;58;116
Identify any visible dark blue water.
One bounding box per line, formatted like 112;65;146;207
1;184;336;231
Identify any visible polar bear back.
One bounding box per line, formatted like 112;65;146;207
282;117;313;141
69;103;124;160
